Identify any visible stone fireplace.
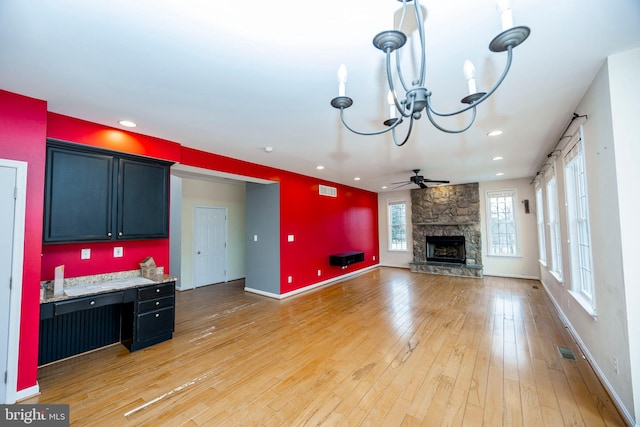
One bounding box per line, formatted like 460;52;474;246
410;183;482;277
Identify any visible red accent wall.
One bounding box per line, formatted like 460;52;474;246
0;90;47;391
180;146;379;293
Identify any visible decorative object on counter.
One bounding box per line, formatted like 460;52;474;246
54;264;64;295
140;256;164;280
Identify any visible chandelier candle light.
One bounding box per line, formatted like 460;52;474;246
330;0;530;146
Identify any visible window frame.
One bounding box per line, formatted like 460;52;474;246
535;186;547;266
546;165;563;282
387;199;408;252
485;189;520;257
563;127;596;315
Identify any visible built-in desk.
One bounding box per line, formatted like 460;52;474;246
39;275;176;365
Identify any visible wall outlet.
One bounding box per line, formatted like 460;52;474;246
287;234;294;242
373;255;376;261
253;234;258;242
81;248;91;260
113;247;123;258
613;356;619;375
317;269;321;276
287;276;292;283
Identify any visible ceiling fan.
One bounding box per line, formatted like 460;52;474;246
392;169;450;189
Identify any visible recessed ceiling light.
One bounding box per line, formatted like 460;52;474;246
316;165;325;170
496;172;505;176
264;146;273;153
381;186;388;189
354;177;361;181
487;130;503;137
492;156;503;161
118;120;137;128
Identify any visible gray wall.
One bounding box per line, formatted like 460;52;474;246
169;175;182;288
245;182;280;295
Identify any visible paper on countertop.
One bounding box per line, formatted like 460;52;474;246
54;265;64;295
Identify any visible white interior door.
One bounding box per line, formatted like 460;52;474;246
0;160;27;404
193;206;227;287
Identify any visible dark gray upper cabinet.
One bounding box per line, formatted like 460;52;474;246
44;139;172;243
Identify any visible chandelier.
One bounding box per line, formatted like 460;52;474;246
330;0;530;146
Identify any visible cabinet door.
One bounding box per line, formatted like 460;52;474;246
116;158;169;239
44;146;115;242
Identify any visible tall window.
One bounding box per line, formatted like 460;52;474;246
486;190;519;256
564;129;595;311
388;200;407;251
546;165;563;281
536;186;547;265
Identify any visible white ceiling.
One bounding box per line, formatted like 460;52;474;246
1;0;639;192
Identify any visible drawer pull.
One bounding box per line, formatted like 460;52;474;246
90;301;95;305
155;301;160;306
155;313;160;318
156;289;161;293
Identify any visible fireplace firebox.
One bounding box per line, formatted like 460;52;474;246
426;235;466;264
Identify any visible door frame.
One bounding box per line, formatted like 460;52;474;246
1;159;27;404
192;206;228;288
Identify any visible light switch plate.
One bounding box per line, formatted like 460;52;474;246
287;235;294;242
114;247;123;258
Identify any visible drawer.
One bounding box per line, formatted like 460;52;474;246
54;291;124;316
138;282;174;300
136;307;174;341
137;295;173;314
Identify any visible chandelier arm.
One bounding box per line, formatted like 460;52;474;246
414;0;426;85
427;45;514;117
337;108;401;136
425;104;478;134
391;114;415;146
387;51;411;116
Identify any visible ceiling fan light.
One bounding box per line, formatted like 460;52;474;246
487;130;503;137
118;120;137;128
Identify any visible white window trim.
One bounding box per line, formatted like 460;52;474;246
387;199;408;252
535;185;547;266
563;126;596;315
545;165;563;283
485;189;521;257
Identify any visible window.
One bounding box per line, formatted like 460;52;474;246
546;165;563;281
388;200;407;251
486;190;519;256
564;128;595;312
535;186;547;265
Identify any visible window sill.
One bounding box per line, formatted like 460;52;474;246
550;270;563;284
538;260;547;267
487;254;522;258
568;290;598;319
388;249;409;253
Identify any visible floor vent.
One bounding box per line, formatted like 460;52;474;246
532;285;539;289
558;346;577;361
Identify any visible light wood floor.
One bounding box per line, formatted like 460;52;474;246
24;268;626;426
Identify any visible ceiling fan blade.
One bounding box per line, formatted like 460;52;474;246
391;180;411;185
422;179;450;184
392;182;412;189
418;182;427;189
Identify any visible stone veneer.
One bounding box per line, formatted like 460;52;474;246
410;183;483;278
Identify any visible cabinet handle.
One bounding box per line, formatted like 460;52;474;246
156;289;161;293
155;313;160;318
107;232;112;237
118;232;123;236
90;300;95;305
155;301;160;306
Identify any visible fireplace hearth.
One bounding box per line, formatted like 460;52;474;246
426;235;466;264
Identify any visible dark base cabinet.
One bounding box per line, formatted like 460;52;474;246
39;280;176;365
122;282;175;352
329;251;365;267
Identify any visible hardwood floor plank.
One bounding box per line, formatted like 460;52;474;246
21;270;626;426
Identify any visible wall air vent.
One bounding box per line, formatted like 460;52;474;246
319;185;337;197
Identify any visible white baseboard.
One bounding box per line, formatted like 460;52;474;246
245;265;379;300
483;273;540;280
378;263;411;269
15;383;40;402
539;279;636;427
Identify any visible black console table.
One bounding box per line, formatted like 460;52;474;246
329;251;365;267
